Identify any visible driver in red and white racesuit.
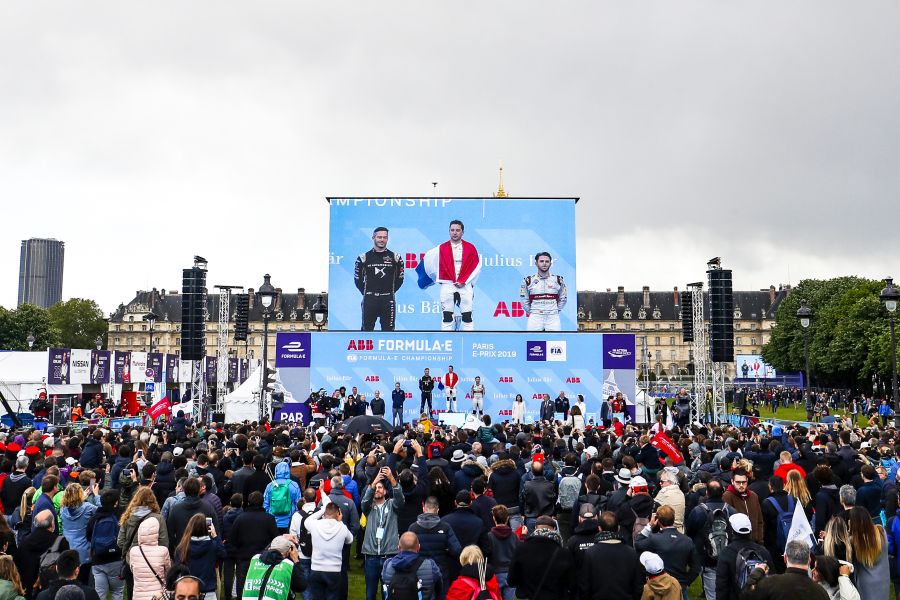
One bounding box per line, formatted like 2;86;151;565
520;252;567;331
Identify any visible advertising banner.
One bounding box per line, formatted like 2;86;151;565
148;354;164;382
228;358;239;383
91;350;112;384
166;355;178;384
115;351;131;384
275;331;636;423
273;402;312;425
69;349;92;384
130;352;148;383
735;354;778;380
178;360;193;383
48;348;70;385
275;333;311;367
328;198;578;332
205;357;217;383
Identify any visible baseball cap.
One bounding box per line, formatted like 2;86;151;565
729;513;752;535
640;552;665;575
629;475;648;489
585;446;598;458
579;504;597;519
173;446;184;457
269;536;295;556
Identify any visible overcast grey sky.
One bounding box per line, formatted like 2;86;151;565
2;1;899;313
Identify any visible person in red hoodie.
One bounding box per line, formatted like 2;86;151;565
773;450;807;483
446;545;502;600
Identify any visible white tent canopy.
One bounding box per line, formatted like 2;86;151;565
0;351;82;414
222;359;261;423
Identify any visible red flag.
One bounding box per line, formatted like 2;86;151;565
148;397;171;420
650;431;684;465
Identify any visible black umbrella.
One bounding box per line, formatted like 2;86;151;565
338;415;393;435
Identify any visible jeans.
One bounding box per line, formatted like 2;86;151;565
364;555;387;600
495;571;515;600
299;559;312;600
92;561;125;600
309;570;341;600
701;566;716;600
392;408;403;427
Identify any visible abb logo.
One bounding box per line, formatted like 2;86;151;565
566;377;581;383
405;253;425;269
499;377;514;383
405;392;413;398
497;409;512;416
365;375;380;382
347;340;374;350
531;393;544;399
493;302;527;318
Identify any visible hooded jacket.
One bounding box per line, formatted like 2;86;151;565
641;572;682;600
305;504;353;572
264;460;302;528
453;461;486;494
129;518;172;600
488;459;521;509
152;460;176;508
180;535;226;593
78;437;104;470
487;524;519;572
60;501;97;563
361;483;405;557
381;551;443;600
408;512;462;572
0;473;30;516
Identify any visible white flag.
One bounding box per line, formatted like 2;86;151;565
665;404;675;430
787;496;815;548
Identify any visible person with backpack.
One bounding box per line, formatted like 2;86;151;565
723;468;764;544
761;475;794;574
16;509;69;596
714;513;772;600
634;506;700;599
741;540;829;599
381;532;443;600
446;545;502;600
556;455;582;516
264;459;302;534
288;491;317;599
684;479;736;600
85;490;123;600
615;476;654;546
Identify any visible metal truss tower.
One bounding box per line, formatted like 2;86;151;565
689;283;708;423
213;285;243;416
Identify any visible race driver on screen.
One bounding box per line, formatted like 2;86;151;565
438;220;481;330
354;226;404;330
520;251;567;331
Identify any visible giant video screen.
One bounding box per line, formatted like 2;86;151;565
327;198;578;331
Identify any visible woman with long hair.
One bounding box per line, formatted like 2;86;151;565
0;555;25;600
60;482;98;582
175;514;225;600
0;513;16;560
568;404;585;431
847;506;889;599
446;545;502;600
812;554;861;600
117;487;169;596
784;469;814;520
428;466;456;517
823;514;852;562
6;487;35;548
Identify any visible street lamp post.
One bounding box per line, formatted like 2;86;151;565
257;275;276;414
26;333;35;351
881;278;900;427
95;335;103;351
796;299;813;409
311;294;328;331
143;311;158;355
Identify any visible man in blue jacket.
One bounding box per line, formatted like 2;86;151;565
391;382;406;427
264;458;302;533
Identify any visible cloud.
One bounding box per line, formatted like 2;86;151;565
1;1;898;312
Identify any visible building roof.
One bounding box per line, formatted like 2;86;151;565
575;287;788;322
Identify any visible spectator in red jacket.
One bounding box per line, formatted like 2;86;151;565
446;545;502;600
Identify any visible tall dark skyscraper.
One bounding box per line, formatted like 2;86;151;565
18;238;65;308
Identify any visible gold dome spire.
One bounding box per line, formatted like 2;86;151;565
493;162;507;198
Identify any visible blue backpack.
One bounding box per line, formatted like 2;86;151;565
766;495;795;553
90;513;120;559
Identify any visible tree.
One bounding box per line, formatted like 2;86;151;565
47;298;108;350
762;276;894;390
0;304;60;351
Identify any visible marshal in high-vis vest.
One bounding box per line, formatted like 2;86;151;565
241;537;306;600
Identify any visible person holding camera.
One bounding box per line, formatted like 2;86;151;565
241;535;307;600
360;465;405;600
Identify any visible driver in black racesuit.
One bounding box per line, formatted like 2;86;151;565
354;226;404;330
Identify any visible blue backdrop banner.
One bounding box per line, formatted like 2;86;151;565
275;331;635;424
327;198;578;331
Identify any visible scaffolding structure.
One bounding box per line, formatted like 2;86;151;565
689;283;708;422
213;285;243;416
